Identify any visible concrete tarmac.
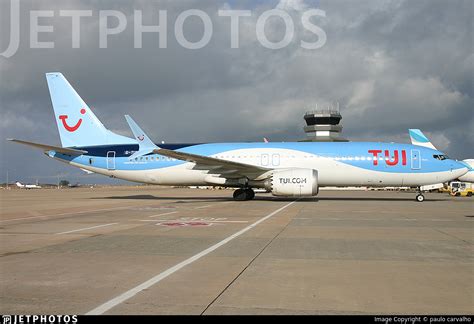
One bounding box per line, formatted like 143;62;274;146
0;187;472;314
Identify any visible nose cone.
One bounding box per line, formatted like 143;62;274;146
457;160;474;182
451;160;469;178
458;171;474;182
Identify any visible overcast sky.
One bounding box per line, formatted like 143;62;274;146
0;0;472;184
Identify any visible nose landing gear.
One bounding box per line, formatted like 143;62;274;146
233;188;255;201
415;187;425;202
416;193;425;202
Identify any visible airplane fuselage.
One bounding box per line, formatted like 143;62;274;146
49;142;467;188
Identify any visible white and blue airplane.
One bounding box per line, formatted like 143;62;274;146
8;73;469;202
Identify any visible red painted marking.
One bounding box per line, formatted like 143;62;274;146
59;108;86;132
368;150;382;166
162;222;186;227
402;150;407;166
187;222;210;226
385;150;399;166
158;221;211;227
137;135;145;141
369;149;407;166
59;115;82;132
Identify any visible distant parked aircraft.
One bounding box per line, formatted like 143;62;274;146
458;160;474;183
16;181;42;189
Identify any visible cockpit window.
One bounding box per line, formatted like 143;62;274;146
433;154;449;160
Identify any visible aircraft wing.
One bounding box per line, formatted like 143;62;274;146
8;139;87;155
153;148;271;179
126;116;271;179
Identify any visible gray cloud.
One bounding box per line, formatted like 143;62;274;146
0;0;472;183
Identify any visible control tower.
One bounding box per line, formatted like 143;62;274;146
301;104;348;142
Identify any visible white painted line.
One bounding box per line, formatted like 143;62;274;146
148;211;179;218
318;218;383;221
55;223;119;235
195;205;212;209
139;219;248;223
87;200;297;315
200;220;248;223
0;206;132;223
318;218;461;222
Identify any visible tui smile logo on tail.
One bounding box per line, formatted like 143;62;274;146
137;135;145;141
59;108;86;132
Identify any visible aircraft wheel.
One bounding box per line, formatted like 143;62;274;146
233;188;255;201
245;188;255;200
416;194;425;202
233;189;248;201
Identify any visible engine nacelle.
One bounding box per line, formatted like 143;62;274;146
265;168;319;197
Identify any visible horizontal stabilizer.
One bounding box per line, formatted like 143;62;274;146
7;139;87;155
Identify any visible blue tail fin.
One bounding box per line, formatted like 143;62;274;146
46;73;135;148
408;129;437;150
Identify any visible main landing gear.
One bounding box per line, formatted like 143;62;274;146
233;188;255;201
415;188;425;202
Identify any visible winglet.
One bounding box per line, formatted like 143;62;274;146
124;115;159;158
124;115;158;149
408;129;437;150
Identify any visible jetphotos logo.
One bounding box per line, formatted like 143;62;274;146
1;0;327;58
1;315;78;324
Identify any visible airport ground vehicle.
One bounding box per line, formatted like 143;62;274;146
450;181;473;197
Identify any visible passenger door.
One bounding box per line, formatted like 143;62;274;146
411;149;421;170
261;154;269;167
272;154;280;167
107;151;116;170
